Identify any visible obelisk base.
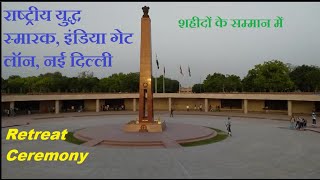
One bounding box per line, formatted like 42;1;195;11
123;120;166;133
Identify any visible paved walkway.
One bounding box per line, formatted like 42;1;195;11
305;127;320;133
2;114;320;178
3;111;318;132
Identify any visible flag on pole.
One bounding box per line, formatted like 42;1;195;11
180;65;184;76
188;66;191;77
163;66;165;76
156;54;159;69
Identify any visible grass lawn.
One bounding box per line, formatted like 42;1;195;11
64;127;228;147
180;127;228;147
65;132;86;145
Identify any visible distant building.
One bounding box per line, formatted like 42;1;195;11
180;87;192;93
2;92;320;116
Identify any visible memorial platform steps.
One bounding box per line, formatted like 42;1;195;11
100;140;164;147
161;138;182;148
82;139;104;147
74;132;164;147
73;123;217;148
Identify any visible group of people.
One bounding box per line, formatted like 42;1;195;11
4;107;33;116
186;104;221;112
4;108;16;117
60;105;83;112
101;104;125;111
290;116;307;130
186;104;203;111
290;111;317;130
101;104;110;111
209;105;221;112
185;104;221;112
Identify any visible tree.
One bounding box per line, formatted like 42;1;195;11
24;76;38;93
203;73;226;92
224;75;242;92
77;71;94;78
1;77;8;93
99;77;112;92
242;60;294;92
76;71;99;92
192;84;204;93
126;72;139;92
7;75;25;93
68;77;80;92
164;77;179;93
34;76;52;93
290;65;320;92
242;69;258;92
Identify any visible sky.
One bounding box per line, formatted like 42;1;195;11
2;2;320;87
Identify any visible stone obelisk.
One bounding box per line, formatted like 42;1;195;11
139;6;154;123
124;6;166;132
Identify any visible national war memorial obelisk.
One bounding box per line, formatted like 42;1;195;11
123;6;166;132
74;6;214;147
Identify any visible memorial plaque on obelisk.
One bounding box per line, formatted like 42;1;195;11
139;6;154;123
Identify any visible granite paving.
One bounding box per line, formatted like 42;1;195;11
2;114;320;179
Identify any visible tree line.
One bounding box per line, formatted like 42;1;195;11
193;60;320;93
2;60;320;94
1;71;179;94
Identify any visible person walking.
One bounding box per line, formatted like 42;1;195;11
302;118;307;128
312;111;317;127
6;109;10;117
186;105;189;111
295;117;301;130
170;108;174;117
28;107;31;115
290;115;295;129
225;117;232;136
10;108;15;117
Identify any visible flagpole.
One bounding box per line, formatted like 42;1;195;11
200;77;202;93
163;72;165;93
188;65;191;90
179;65;181;93
155;70;158;93
155;68;157;93
179;65;184;93
155;53;158;93
163;66;165;93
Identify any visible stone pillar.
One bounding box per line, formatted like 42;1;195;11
288;100;292;116
205;98;208;112
55;100;60;114
96;99;100;112
244;99;248;114
10;101;15;109
138;7;154;123
169;98;172;112
133;98;136;112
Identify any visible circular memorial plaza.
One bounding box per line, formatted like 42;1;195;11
2;113;320;179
